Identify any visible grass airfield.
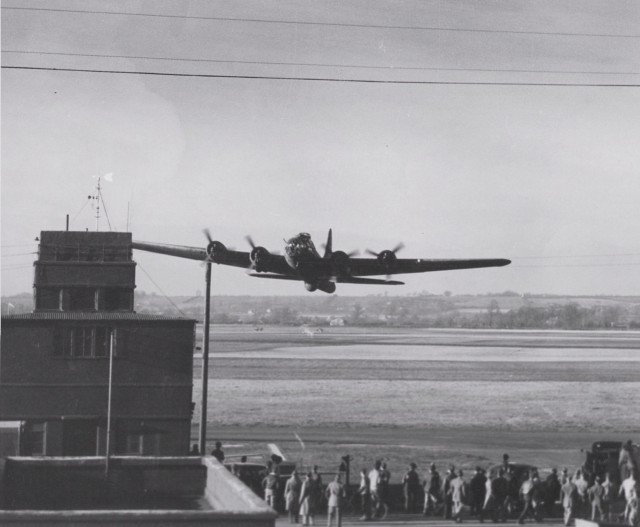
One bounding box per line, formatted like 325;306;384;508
193;325;639;473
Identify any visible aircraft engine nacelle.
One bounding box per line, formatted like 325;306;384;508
250;246;270;272
206;241;227;261
330;250;351;277
318;281;336;294
376;249;398;270
305;281;336;294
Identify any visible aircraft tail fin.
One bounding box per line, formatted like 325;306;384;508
323;228;333;258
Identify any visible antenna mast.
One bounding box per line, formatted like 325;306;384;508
89;176;102;231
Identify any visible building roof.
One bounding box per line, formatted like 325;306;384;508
2;312;195;322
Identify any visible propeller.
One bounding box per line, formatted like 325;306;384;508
202;228;227;265
365;242;404;277
365;242;404;258
245;234;272;271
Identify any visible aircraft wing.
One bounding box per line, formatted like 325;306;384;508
131;241;293;275
348;257;511;277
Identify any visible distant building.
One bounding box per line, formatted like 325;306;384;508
0;231;195;456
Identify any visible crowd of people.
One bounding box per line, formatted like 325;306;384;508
211;440;639;527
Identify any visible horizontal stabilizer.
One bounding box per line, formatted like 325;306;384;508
248;273;301;281
339;276;404;285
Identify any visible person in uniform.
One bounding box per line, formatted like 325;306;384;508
285;470;302;524
505;467;520;518
368;461;382;519
470;467;487;516
601;472;616;522
211;441;225;462
561;475;578;527
299;472;315;526
263;469;279;509
544;468;561;518
403;462;421;513
479;470;494;523
378;462;390;519
423;463;442;516
325;474;346;527
517;472;535;524
358;468;371;521
442;466;456;520
574;469;589;519
588;476;605;521
619;472;638;525
492;468;509;523
450;469;467;523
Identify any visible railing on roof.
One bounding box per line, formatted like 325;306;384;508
38;243;132;262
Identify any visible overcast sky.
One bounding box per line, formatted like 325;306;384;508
2;0;640;296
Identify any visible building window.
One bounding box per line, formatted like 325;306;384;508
35;287;61;310
102;288;131;311
124;433;160;455
67;288;97;311
23;422;46;456
54;326;117;358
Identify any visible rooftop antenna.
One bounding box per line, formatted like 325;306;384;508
88;176;102;231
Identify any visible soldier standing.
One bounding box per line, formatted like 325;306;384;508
424;463;442;516
358;468;371;521
470;467;487;516
561;475;578;527
442;466;456;520
325;474;346;527
403;462;421;513
450;469;467;523
544;468;561;517
285;470;302;524
588;476;605;521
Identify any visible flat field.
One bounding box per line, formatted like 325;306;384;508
192;326;639;473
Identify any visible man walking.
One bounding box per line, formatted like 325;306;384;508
450;469;467;523
518;472;535;524
403;462;421;513
470;467;487;516
285;470;302;524
588;476;605;521
326;474;346;527
561;474;578;527
424;463;442;516
544;468;561;518
443;466;456;520
369;461;382;519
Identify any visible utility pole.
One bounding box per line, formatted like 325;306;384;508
105;330;115;477
198;262;212;455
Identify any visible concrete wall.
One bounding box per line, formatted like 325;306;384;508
0;456;277;527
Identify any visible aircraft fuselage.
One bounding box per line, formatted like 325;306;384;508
283;233;336;292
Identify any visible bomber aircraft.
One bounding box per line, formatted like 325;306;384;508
132;229;510;294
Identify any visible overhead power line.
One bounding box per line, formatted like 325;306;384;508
3;66;639;87
4;50;639;76
2;6;639;38
514;252;640;259
513;262;640;268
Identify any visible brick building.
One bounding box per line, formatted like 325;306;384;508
0;231;196;456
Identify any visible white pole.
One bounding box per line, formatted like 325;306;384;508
105;330;115;477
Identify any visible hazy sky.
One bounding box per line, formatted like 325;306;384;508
2;0;639;296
